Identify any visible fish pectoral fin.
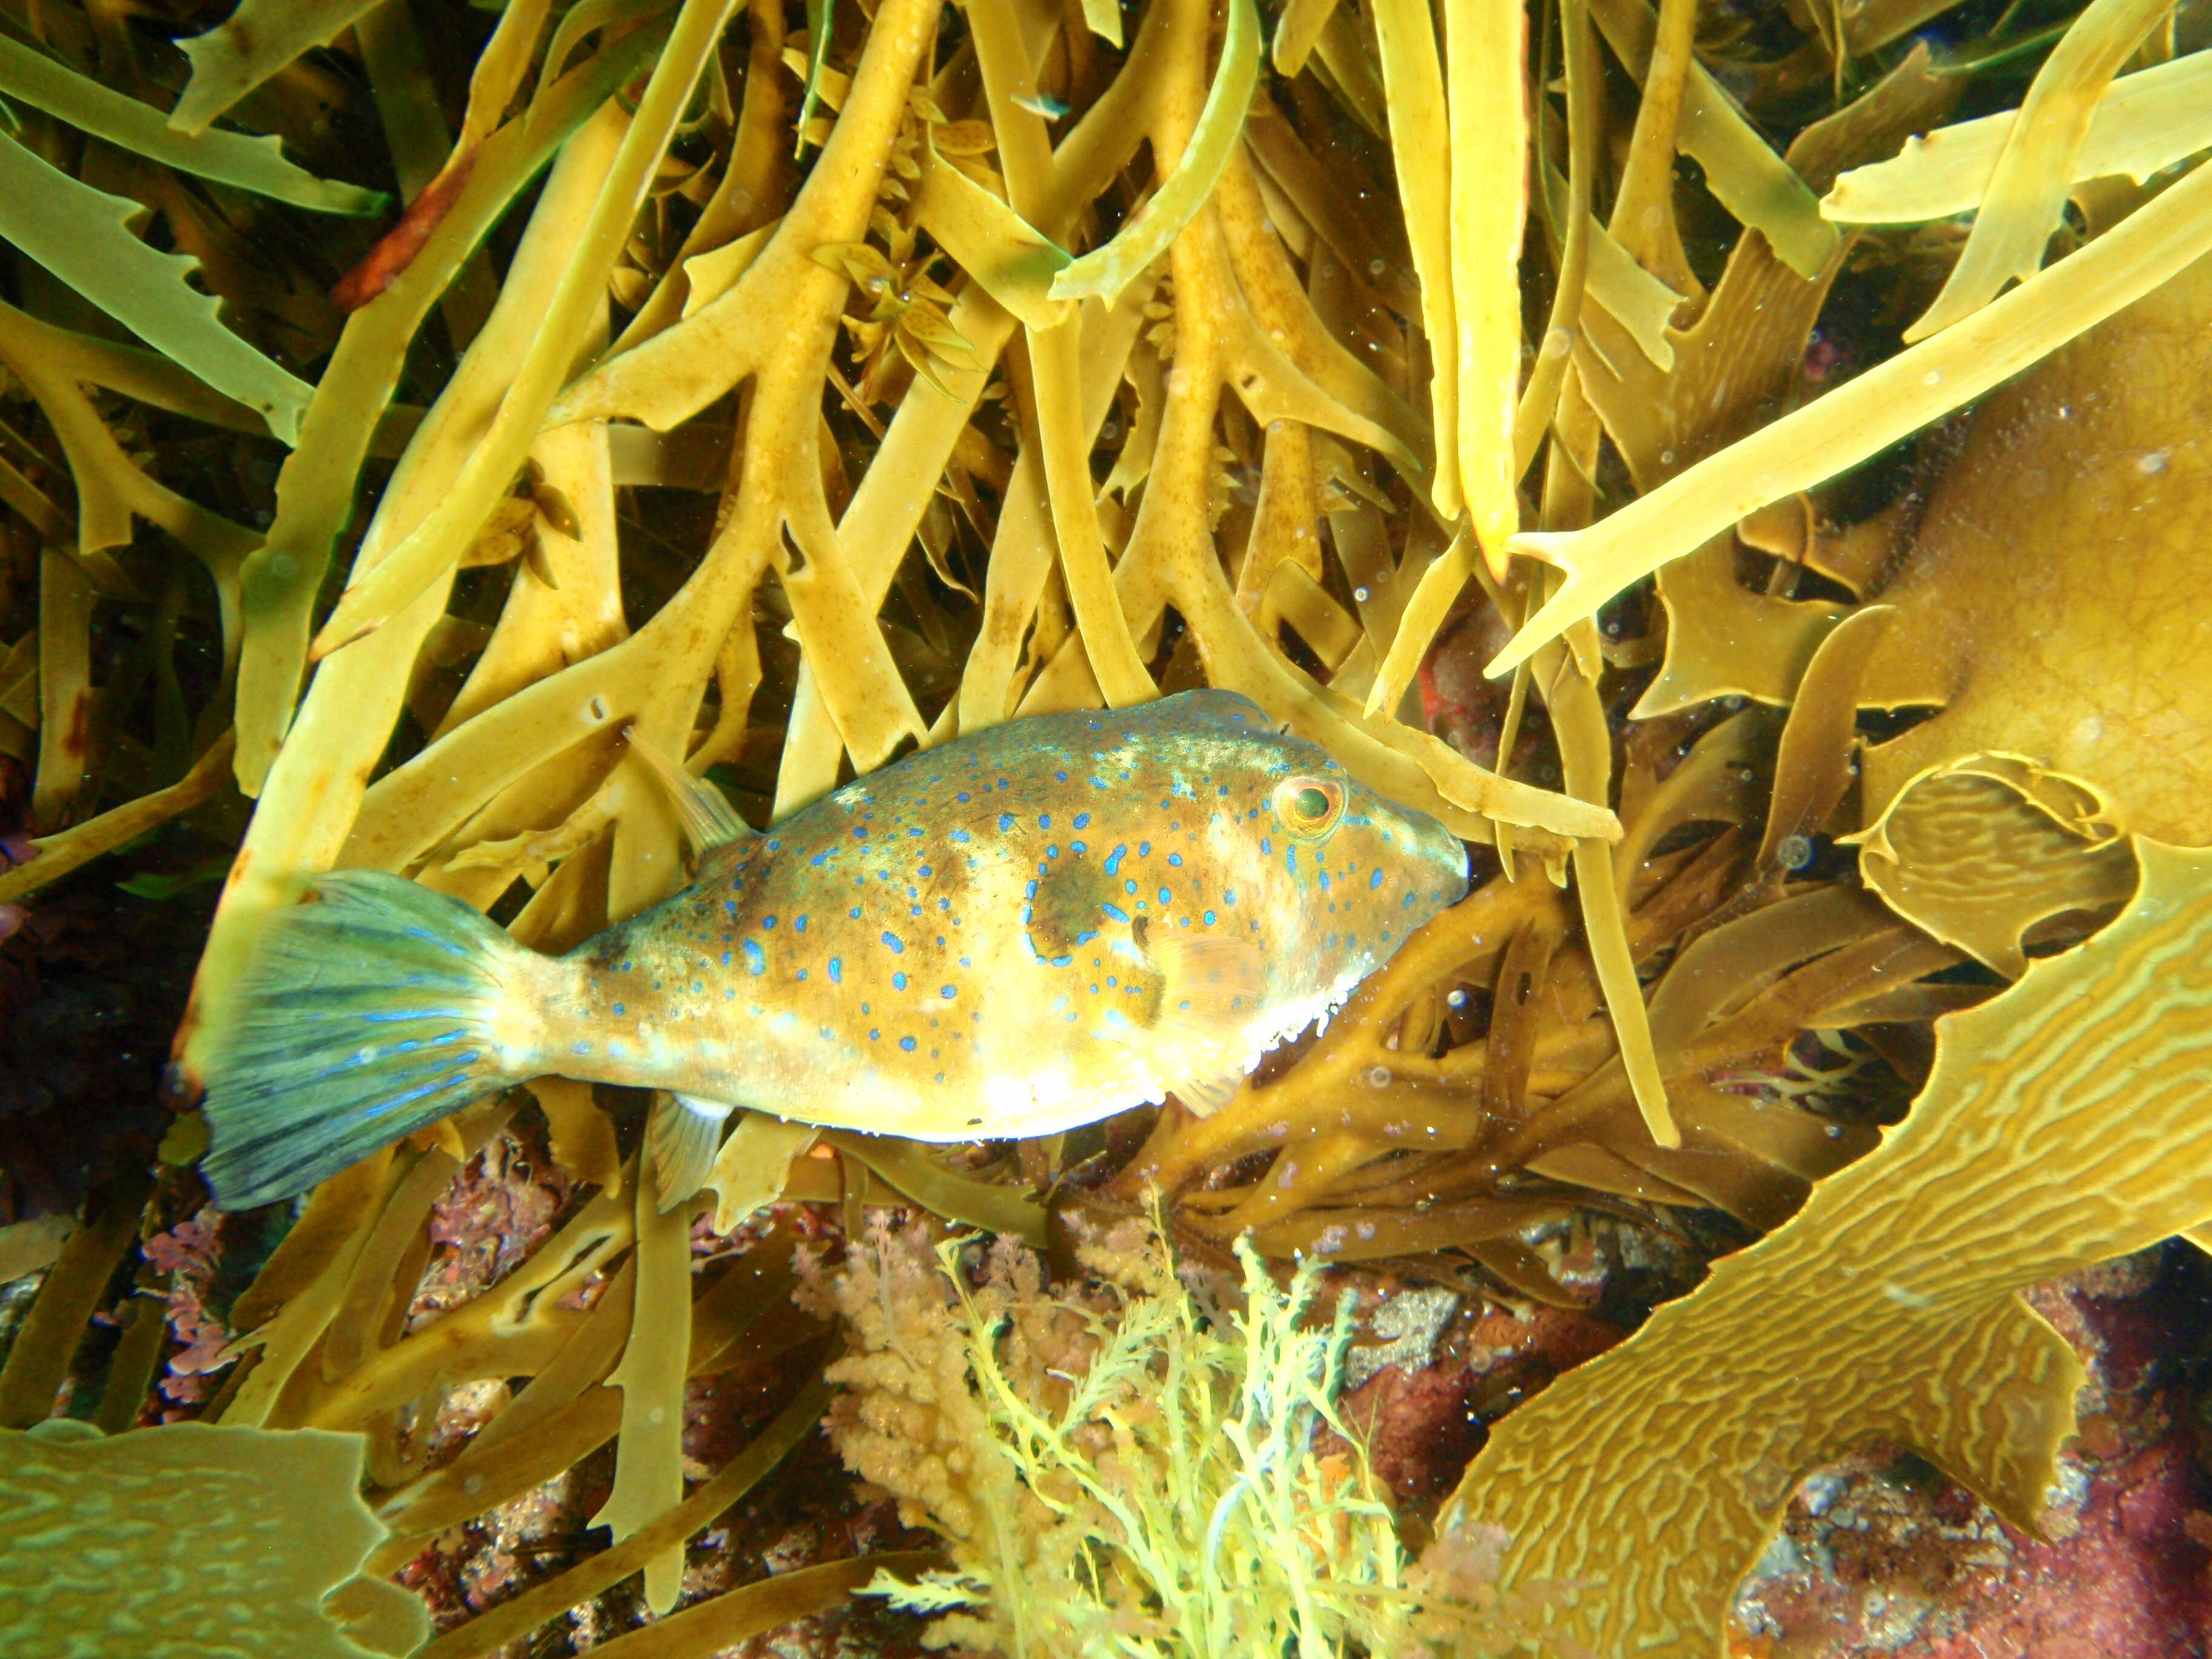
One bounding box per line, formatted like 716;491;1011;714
1021;856;1122;962
648;1092;739;1210
625;725;752;850
1136;931;1265;1113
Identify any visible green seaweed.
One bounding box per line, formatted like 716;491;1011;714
0;132;315;442
0;36;387;215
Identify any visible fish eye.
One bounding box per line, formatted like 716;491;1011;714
1273;776;1345;841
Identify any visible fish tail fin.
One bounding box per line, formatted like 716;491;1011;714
199;870;548;1209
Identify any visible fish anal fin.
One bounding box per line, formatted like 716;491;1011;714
1900;1293;2085;1533
1139;931;1266;1108
648;1093;738;1210
625;725;752;850
1170;1073;1244;1116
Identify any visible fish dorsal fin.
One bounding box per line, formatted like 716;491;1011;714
1136;928;1265;1116
625;726;752;850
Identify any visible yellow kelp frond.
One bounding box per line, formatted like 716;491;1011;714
1854;247;2212;842
1444;0;1529;570
0;1420;428;1659
1586;0;1836;282
1903;0;2181;341
1426;837;2212;1659
1491;150;2212;679
1823;47;2212;226
1854;755;2137;978
1050;0;1259;309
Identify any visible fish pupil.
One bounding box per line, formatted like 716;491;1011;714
1295;786;1329;822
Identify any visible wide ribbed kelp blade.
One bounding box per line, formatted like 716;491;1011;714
1425;838;2212;1658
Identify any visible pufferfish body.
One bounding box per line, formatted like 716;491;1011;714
198;690;1470;1208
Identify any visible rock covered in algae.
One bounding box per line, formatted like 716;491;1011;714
1730;1252;2212;1657
1423;839;2212;1657
0;1419;427;1659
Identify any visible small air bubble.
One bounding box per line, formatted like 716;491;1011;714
1923;369;1942;387
1101;421;1121;441
1353;586;1370;603
1367;257;1387;277
1775;834;1814;871
1366;1065;1392;1088
1658;449;1675;466
1446;988;1467;1008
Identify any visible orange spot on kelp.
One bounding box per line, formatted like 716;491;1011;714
331;150;479;312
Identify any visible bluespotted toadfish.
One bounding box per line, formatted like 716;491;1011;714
198;690;1470;1209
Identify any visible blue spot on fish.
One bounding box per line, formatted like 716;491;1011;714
882;931;905;953
828;959;843;983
